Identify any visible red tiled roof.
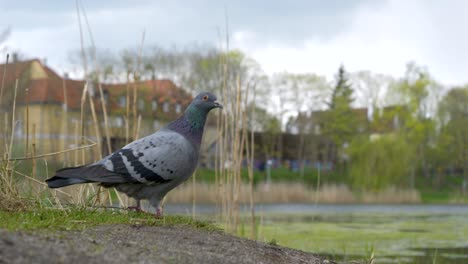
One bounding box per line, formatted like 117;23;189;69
0;59;191;111
102;80;192;104
0;59;36;87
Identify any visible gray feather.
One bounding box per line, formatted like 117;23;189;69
46;165;135;188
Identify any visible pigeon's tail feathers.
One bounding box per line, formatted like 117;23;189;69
46;177;89;188
46;165;131;188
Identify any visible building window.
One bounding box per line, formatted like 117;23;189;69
175;103;182;113
15;120;23;138
114;117;124;127
314;124;321;135
118;96;126;107
163;102;170;112
393;115;400;130
138;99;145;110
152;100;158;111
103;92;109;105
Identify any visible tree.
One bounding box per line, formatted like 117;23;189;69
350;70;395;110
434;87;468;191
281;73;329;177
348;135;413;191
389;62;439;187
328;65;354;109
322;65;358;166
247;104;282;160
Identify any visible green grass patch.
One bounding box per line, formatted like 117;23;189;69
196;167;343;186
0;207;220;232
420;190;453;203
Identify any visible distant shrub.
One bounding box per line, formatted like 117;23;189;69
348;135;414;191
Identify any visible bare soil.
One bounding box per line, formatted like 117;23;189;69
0;225;339;264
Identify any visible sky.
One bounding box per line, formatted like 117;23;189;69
1;0;468;86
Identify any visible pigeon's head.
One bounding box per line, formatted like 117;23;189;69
169;92;222;142
190;92;223;113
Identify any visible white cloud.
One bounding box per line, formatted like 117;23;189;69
232;0;468;86
2;0;468;86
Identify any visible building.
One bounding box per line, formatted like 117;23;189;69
0;59;198;164
276;106;406;167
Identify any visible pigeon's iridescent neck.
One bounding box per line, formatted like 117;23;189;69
166;105;207;147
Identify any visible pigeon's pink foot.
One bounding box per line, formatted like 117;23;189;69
155;208;163;218
128;199;142;212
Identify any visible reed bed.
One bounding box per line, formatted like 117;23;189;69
167;182;421;204
0;2;143;210
212;51;258;234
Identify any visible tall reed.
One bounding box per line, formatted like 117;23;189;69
0;79;18;198
215;51;256;234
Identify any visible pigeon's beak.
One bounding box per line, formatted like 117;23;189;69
213;101;223;109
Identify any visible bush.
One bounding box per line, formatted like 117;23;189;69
347;135;414;191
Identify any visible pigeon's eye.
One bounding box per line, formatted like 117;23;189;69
202;95;209;101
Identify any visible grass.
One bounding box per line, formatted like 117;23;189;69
196;167;343;186
420;190;453;203
0;206;220;232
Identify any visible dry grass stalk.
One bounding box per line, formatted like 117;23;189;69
233;76;246;233
5;138;97;161
79;0;112;155
13;170;72;199
125;80;131;144
214;47;256;233
134;114;142;140
79;81;88;164
1;80;19;197
192;170;197;219
86;87;103;158
31;124;36;180
131;30;146;143
0;53;8;107
74;122;80;166
219;61;230;230
97;81;112;154
24;88;29;156
246;85;256;239
76;0;89;164
0;54;8;157
7;80;18;159
314;166;321;205
62;73;69;163
79;2;119;206
2;113;8;153
132;77;138;141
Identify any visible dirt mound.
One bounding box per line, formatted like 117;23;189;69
0;224;336;264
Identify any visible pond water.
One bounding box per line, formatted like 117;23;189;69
165;204;468;263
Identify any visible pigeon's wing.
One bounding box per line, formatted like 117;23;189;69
103;130;198;184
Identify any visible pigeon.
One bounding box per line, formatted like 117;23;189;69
46;92;222;216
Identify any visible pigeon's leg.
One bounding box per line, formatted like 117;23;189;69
128;199;142;212
155;206;163;218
